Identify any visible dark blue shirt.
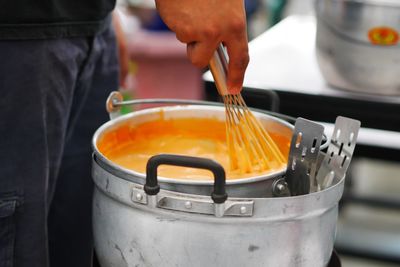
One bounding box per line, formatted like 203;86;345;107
0;0;116;39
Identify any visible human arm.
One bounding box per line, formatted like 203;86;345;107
113;11;130;88
155;0;249;94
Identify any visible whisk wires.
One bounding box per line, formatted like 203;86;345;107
223;94;286;174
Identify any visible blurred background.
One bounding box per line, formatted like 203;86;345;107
114;0;400;266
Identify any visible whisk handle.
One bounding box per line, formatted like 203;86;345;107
209;44;229;96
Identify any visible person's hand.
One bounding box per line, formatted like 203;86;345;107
155;0;249;94
113;12;129;88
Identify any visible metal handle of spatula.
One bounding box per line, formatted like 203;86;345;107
209;44;229;96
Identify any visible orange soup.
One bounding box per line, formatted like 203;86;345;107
97;116;290;180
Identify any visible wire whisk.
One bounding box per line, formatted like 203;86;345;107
210;45;286;174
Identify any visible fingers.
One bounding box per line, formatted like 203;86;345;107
154;0;249;94
177;25;219;68
175;25;198;44
225;38;249;95
187;36;249;95
187;41;218;68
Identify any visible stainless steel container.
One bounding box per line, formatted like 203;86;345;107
315;0;400;95
91;104;345;267
93;105;294;198
92;160;343;267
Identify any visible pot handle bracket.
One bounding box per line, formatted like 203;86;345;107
145;154;228;217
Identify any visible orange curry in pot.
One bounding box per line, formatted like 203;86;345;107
97;114;290;180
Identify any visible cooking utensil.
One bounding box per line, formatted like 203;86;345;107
316;116;361;190
315;0;400;95
286;118;325;195
209;44;286;174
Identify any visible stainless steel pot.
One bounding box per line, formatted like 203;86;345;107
92;152;344;267
315;0;400;95
91;96;358;266
92;105;294;198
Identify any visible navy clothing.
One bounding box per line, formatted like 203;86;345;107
0;1;116;39
0;22;119;267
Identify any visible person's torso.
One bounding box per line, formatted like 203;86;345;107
0;0;116;39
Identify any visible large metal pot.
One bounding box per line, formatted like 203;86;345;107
91;100;349;267
93;105;294;198
92;157;343;267
315;0;400;95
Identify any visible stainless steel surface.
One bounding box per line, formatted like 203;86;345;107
92;156;345;267
129;180;255;217
92;104;294;198
286;118;325;195
91;95;359;267
317;116;361;190
315;0;400;95
209;44;229;96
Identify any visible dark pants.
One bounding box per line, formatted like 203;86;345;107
0;23;119;267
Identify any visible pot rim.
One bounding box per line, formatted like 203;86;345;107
92;105;294;185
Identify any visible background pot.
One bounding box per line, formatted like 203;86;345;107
315;0;400;95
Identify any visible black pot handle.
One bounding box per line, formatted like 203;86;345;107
145;154;228;204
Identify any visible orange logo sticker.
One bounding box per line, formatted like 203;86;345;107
368;27;399;45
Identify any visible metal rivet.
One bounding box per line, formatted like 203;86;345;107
240;206;247;214
272;178;289;197
185;201;192;209
276;183;285;192
135;193;143;201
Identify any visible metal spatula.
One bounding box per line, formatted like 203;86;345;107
316;116;361;190
285;118;325;196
